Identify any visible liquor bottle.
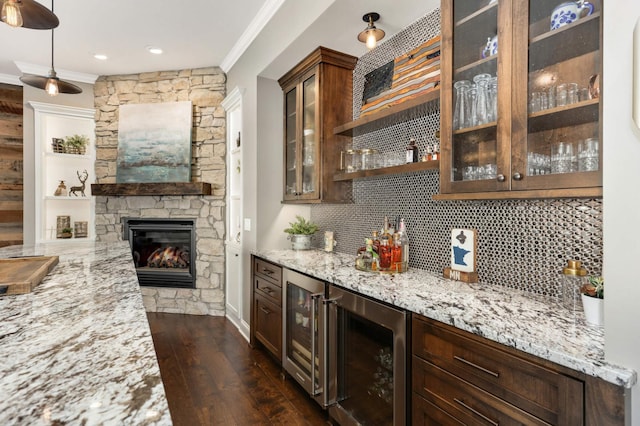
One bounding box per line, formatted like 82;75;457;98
378;235;392;270
391;233;403;272
371;230;381;254
398;218;409;267
406;138;419;163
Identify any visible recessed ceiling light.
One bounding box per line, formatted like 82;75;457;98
93;53;108;60
147;46;163;55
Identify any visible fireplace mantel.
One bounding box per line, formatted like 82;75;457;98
91;182;212;196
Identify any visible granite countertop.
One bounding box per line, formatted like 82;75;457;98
254;248;637;389
0;241;171;425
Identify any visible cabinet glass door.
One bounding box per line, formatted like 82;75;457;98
513;0;602;190
301;74;318;198
284;86;298;198
441;0;508;194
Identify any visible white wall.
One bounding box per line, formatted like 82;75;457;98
22;83;96;246
603;5;640;423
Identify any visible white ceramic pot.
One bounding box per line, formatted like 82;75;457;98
550;1;594;30
290;234;313;250
581;294;604;326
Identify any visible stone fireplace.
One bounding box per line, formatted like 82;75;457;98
92;67;226;315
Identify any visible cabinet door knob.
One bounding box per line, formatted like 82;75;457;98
512;172;523;181
496;174;505;182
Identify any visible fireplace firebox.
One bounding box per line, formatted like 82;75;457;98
122;218;196;288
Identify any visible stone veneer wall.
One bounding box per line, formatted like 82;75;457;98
93;68;226;315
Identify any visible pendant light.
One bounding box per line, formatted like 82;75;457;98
19;0;81;96
358;12;385;50
1;0;59;29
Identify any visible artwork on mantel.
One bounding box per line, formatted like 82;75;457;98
116;101;192;183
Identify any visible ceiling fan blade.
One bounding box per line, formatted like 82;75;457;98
12;0;60;29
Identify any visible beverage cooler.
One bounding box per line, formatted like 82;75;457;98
282;269;327;406
282;269;408;425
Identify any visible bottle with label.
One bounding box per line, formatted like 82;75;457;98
378;235;392;270
392;233;403;272
398;218;409;268
406;138;419;163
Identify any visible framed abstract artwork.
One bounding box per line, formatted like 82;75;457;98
116;101;192;183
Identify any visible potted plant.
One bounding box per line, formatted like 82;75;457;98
60;227;73;239
64;134;90;155
284;215;319;250
580;275;604;326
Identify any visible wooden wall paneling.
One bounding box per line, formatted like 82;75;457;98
0;84;23;247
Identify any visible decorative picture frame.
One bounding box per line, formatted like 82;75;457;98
443;228;478;283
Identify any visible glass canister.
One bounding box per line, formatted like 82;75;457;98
341;149;362;173
578;137;599;172
473;73;492;126
561;259;587;312
361;148;379;170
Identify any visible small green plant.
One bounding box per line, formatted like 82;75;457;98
61;227;73;234
284;215;319;235
580;275;604;299
64;134;89;154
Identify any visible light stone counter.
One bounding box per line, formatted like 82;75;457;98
254;248;637;389
0;240;171;425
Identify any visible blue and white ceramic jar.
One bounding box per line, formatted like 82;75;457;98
550;1;594;30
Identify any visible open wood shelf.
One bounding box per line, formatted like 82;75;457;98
91;182;212;196
333;160;439;182
333;90;440;137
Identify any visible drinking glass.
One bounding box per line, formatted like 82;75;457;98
453;80;472;130
551;142;574;174
578;138;599;172
567;83;579;104
556;83;567;107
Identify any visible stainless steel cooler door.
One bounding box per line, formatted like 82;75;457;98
327;285;408;426
282;268;327;404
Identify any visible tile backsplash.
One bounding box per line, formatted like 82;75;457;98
309;8;602;299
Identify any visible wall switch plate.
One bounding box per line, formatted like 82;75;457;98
243;218;251;231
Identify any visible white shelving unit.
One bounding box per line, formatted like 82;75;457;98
30;102;96;243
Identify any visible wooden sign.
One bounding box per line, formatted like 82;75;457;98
444;228;478;283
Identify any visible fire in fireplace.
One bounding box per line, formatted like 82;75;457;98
122;218;196;288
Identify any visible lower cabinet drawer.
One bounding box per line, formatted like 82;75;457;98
254;293;282;359
413;392;465;425
412;316;584;424
255;275;281;304
413;356;548;426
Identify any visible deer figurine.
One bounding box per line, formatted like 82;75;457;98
69;170;89;197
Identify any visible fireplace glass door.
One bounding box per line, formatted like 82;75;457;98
123;218;196;288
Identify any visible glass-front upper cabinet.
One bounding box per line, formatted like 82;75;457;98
279;47;357;204
440;0;510;194
439;0;602;197
511;0;602;191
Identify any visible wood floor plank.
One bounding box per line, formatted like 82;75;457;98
147;313;330;426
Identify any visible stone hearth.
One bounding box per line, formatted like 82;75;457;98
92;67;226;315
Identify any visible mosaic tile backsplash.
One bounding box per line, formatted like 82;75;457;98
310;8;603;298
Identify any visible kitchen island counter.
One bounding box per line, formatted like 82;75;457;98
254;248;637;389
0;240;171;425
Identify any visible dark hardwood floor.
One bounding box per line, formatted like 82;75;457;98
147;312;331;425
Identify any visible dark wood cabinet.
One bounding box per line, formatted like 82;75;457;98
278;47;357;203
437;0;603;200
412;314;626;425
251;256;283;360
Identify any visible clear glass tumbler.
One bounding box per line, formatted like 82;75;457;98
453;80;472;130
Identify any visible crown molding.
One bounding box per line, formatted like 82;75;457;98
220;0;286;73
0;73;22;86
14;61;99;84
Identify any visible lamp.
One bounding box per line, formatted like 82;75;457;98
358;12;385;50
19;0;81;95
1;0;59;29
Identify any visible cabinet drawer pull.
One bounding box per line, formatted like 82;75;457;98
262;268;275;275
260;306;271;315
263;287;274;294
453;355;499;378
454;398;499;426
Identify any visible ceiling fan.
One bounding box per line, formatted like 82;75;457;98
1;0;59;29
